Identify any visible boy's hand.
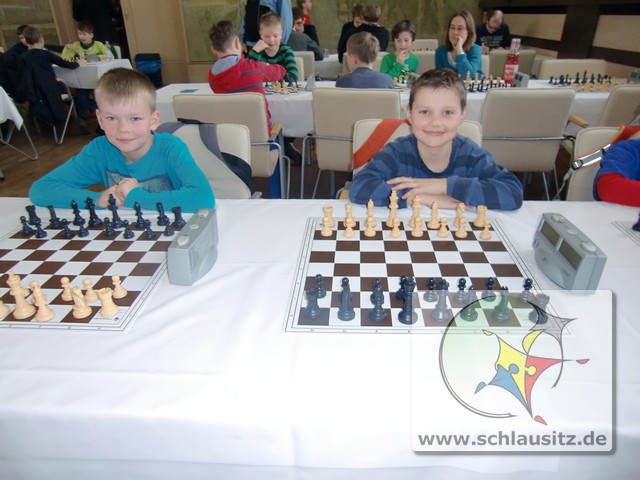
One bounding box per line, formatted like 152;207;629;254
395;49;409;65
96;186;123;208
65;43;78;51
387;176;447;200
115;177;140;200
252;40;268;53
76;57;87;65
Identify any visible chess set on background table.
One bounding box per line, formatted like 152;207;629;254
0;199;187;331
285;195;560;335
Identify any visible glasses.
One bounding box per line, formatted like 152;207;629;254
294;20;304;26
449;25;467;32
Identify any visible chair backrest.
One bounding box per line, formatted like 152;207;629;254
312;87;402;172
479;88;576;172
597;84;640;127
458;120;482;146
488;49;509;78
293;51;314;79
113;45;122;59
372;51;387;72
538;58;607;79
481;55;490;78
518;49;537;75
566;126;620;201
414;51;435;75
294;56;305;80
412;39;438;51
172;92;276;177
157;122;253;199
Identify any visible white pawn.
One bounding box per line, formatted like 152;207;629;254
390;217;402;238
343;222;355;238
97;287;118;317
455;217;468;239
83;278;98;303
112;275;127;299
71;286;92;319
364;216;376;237
437;217;449;238
411;215;424;238
480;219;493;240
473;205;487;228
60;276;72;302
320;216;332;237
0;300;10;320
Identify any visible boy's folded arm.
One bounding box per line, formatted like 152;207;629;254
447;170;523;211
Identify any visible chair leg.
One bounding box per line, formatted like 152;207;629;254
301;136;309;199
53;98;75;145
329;171;336;198
311;169;322;199
541;172;550;200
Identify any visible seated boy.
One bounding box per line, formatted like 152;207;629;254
349;68;523;210
247;12;298;85
336;32;393;89
380;20;419;79
29;68;215;213
61;21;110;61
594;133;640;207
287;7;323;61
337;3;364;63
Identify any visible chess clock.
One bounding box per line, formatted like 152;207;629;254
167;208;218;286
532;213;607;290
513;72;529;88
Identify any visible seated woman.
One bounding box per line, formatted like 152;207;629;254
435;10;482;79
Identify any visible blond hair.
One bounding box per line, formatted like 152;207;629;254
347;31;380;64
95;68;156;111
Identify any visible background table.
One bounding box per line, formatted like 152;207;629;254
0;198;637;480
53;59;133;89
315;53;341;80
156;80;609;138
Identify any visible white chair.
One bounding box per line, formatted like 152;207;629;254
293;51;315;79
157;122;253;199
486;49;537;78
412;39;438;51
172;92;287;198
565;126;620;201
0;86;37;160
302;87;402;198
479;88;576;199
294;56;305;81
538;59;607;79
414;51;435;75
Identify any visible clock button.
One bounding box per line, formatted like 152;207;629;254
189;224;199;230
196;209;209;218
567;228;577;235
581;241;597;252
551;213;564;222
177;235;190;246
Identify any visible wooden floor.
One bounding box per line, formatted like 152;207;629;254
1;113;559;202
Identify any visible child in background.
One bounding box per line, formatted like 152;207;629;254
287;6;324;61
61;21;109;61
594;133;640;207
29;68;215;212
297;0;313;24
336;32;393;89
349;68;522;210
380;20;419;80
247;12;298;84
337;3;364;63
208;20;285;126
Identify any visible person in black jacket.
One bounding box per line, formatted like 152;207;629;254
338;4;388;64
1;25;30;102
337;3;364;63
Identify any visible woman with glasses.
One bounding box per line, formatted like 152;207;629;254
435;10;482;79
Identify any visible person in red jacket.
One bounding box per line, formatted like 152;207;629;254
594;132;640;207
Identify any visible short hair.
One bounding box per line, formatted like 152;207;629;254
408;68;467;111
208;20;237;52
444;10;476;52
76;21;94;34
352;3;364;19
16;24;29;36
362;5;381;23
346;31;379;64
95;68;157;111
296;0;308;7
22;26;43;46
391;20;416;41
292;7;304;22
487;9;504;22
259;12;282;30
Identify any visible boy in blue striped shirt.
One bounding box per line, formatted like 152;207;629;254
349;68;523;210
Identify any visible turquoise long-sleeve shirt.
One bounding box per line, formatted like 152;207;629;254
29;132;215;213
435;44;483;79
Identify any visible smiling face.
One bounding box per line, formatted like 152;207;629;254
407;86;467;161
77;29;94;45
394;31;413;53
448;16;468;47
96;95;160;164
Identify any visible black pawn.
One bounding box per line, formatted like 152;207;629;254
86;198;103;227
304;289;321;319
34;219;47;238
369;279;387;322
529;293;550;324
492;287;511;322
163;223;175;237
431;287;453;323
61;219;75;239
454;278;467;304
423;277;437;302
25;204;40;226
143;220;155;239
632;212;640;232
77;223;89;237
314;274;326;299
398;276;417;325
482;277;496;301
171;206;186;229
338;277;356;321
156;202;170;226
122;220;135;239
519;278;537;303
459;294;478;322
103;218;116;237
47;205;63;229
20;216;34;235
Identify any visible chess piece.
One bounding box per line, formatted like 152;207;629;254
437;217;449;238
71;286;92;319
366;199;375;219
492;287;511;322
632;212;640;232
529;293;550;324
411;214;424;238
480;220;492;240
320;216;333;237
29;280;47;305
459;291;478;322
344;222;355;238
519;278;537;304
47;205;63;229
314;274;326;299
344;202;356;228
454;278;467;304
103;218;116;237
143;220;155;239
83;278;98;303
77;224;89;237
482;277;497;301
398;276;417;325
61;219;75;239
134;202;146;228
473;205;487;228
97;287;118;317
109;195;125;228
390;217;401;238
7;272;30;298
337;277;356;321
386;190;399;227
322;206;334;227
20;216;34;235
156;202;170;227
453;202;464;227
395;276;407;300
0;300;10;320
87;198;103;227
423;278;437;302
122;220;135;239
34;219;47;239
112;275;128;299
33;286;54;322
369;279;387;321
431;283;453;323
163;223;175;237
10;285;36;320
304;288;320;319
172;206;187;229
427;202;439;229
363;216;376;237
409;196;421;227
25;204;40;226
60;277;73;301
454;217;468;239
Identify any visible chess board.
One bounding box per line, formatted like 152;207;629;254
0;211;179;331
264;82;302;95
613;220;640;246
284;216;560;334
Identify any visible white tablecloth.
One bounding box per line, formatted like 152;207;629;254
315;53;341;80
0;198;637;479
156;80;608;138
53;59;133;89
0;86;23;129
